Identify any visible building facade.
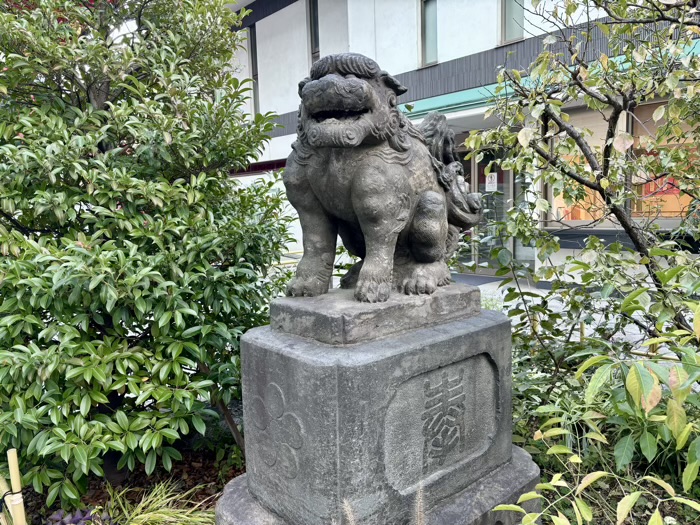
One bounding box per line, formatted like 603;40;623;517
230;0;686;268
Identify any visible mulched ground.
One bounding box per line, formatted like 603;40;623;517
23;446;244;524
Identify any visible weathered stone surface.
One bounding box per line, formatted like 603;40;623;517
427;446;541;525
270;285;480;344
284;53;482;303
216;475;286;525
216;284;540;525
216;446;540;525
237;295;514;524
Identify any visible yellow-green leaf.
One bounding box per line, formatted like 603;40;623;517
575;497;593;522
547;445;573;455
648;509;663;525
666;399;687;439
576;471;608;495
669;366;690;402
517;491;544;504
676;423;693;451
575;355;611;380
552;512;571;525
584;432;608;444
616;491;642;525
672;496;700;512
543;428;571;439
492;504;525;513
642;475;675;497
570;498;583;525
541;417;565;429
652;105;665;122
518;127;536;147
585;364;613;404
682;460;699;492
626;365;643;407
522;513;540;525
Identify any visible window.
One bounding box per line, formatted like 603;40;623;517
545;108;611;225
501;0;524;44
421;0;438;66
457;150;515;267
309;0;320;63
249;25;259;115
629;103;691;221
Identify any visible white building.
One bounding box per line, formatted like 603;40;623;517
229;0;681;269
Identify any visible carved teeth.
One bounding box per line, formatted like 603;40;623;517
313;108;369;122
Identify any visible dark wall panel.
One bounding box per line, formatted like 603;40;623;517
268;19;611;137
240;0;299;28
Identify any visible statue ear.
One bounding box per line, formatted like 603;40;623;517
381;72;407;96
298;77;311;98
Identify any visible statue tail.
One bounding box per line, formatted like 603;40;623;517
417;112;482;240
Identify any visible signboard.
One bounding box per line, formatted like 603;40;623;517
485;173;498;192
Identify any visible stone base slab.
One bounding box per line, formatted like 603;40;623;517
216;446;540;525
270;285;480;345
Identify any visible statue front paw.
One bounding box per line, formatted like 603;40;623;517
355;278;391;302
286;275;329;297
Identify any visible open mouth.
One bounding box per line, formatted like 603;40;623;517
312;108;369;122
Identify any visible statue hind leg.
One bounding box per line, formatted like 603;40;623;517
395;190;451;295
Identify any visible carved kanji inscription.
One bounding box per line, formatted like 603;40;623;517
384;354;499;492
422;369;466;470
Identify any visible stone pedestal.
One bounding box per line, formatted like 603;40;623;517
216;285;540;525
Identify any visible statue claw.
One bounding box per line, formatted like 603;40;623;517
286;276;329;297
354;279;391;303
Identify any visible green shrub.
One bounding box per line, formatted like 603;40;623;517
462;0;700;522
0;0;290;507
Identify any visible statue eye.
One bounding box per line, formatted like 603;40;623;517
345;74;357;79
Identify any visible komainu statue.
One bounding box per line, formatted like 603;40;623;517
284;53;482;303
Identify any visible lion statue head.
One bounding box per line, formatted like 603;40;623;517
296;53;411;150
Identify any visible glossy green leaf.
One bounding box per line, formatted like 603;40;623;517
614;434;636;471
639;431;658;463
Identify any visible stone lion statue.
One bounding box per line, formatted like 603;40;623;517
284;53;482;303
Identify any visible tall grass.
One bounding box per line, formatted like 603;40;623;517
99;482;216;525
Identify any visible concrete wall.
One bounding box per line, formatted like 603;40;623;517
524;0;607;37
231;28;254;117
258;134;296;163
346;0;420;75
438;0;499;63
319;0;350;55
374;0;420;74
257;1;310;115
346;1;377;65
